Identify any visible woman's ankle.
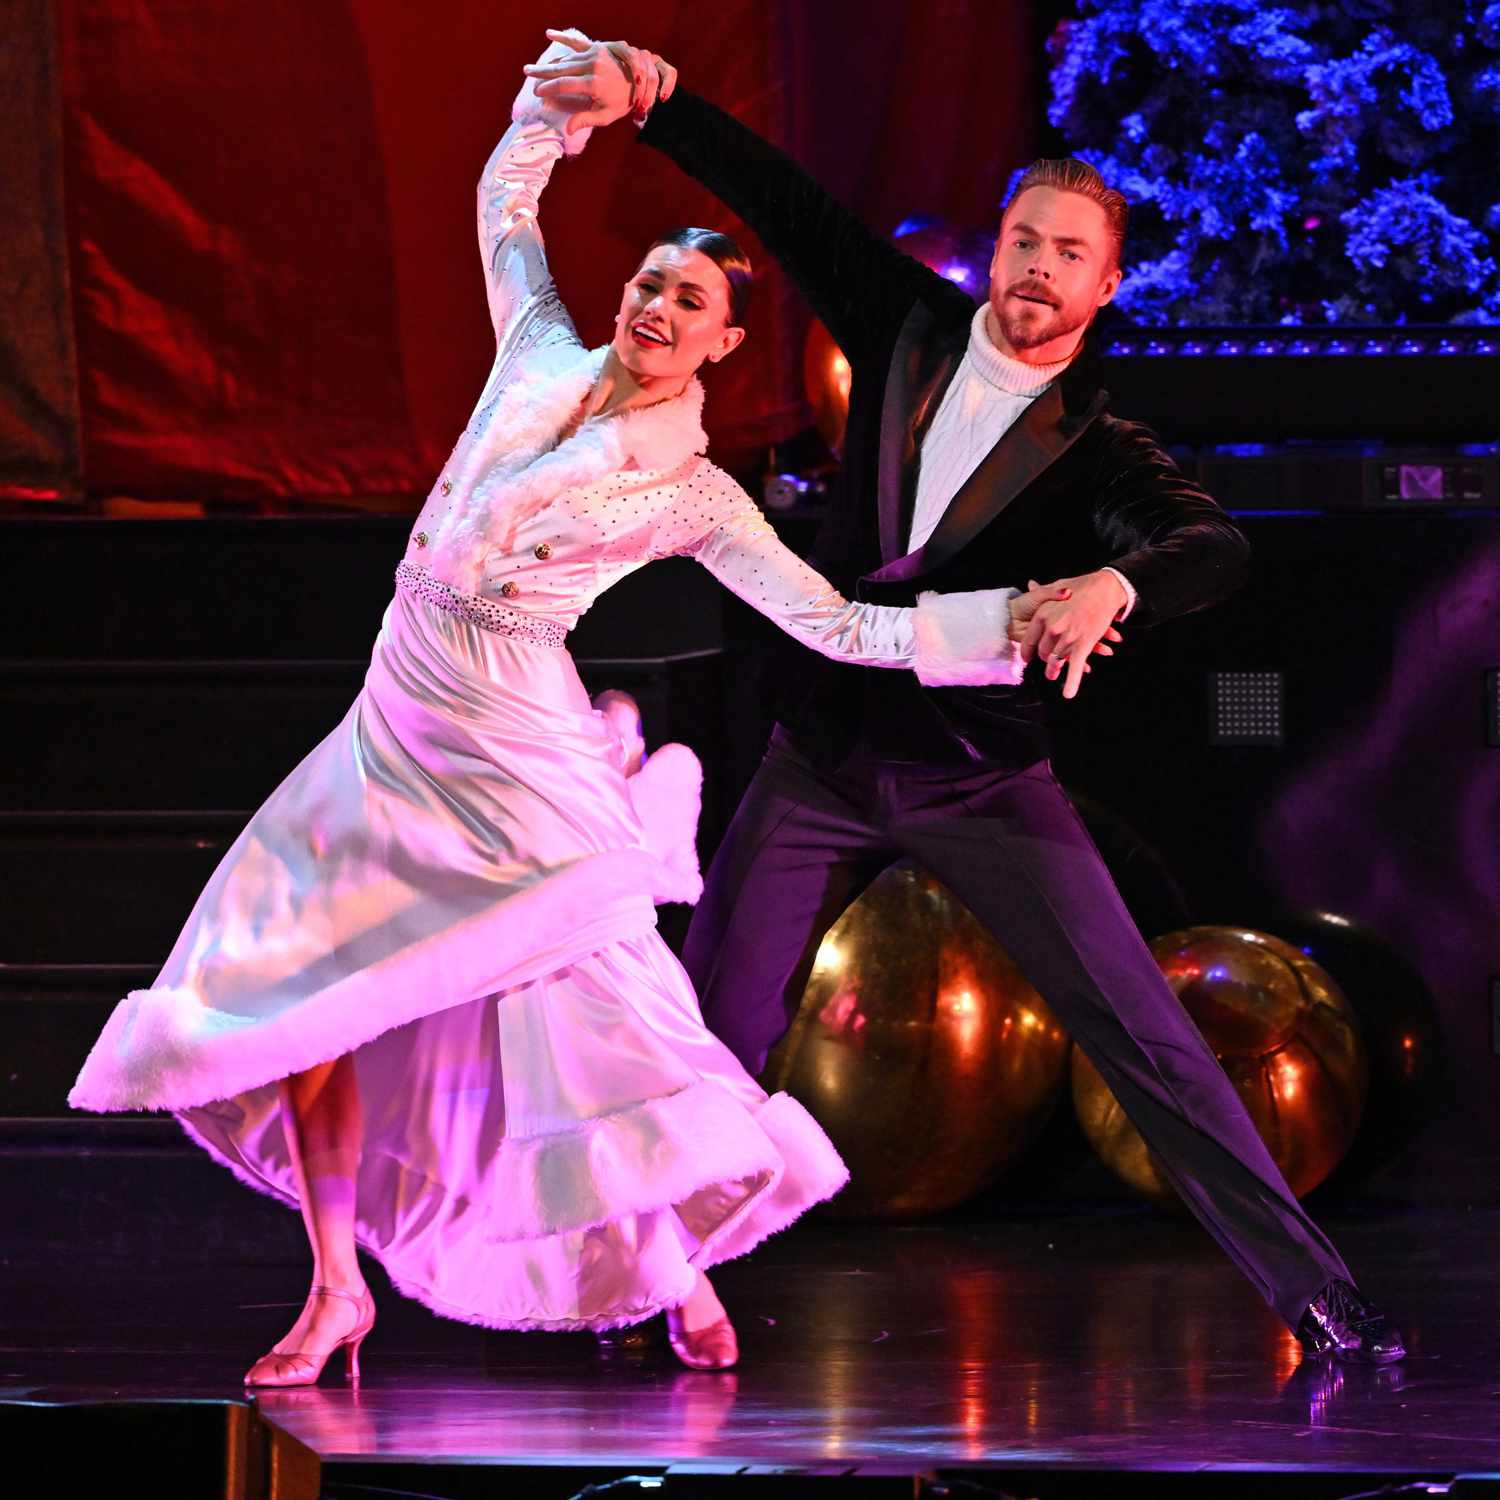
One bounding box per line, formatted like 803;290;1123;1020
673;1269;726;1331
310;1265;365;1294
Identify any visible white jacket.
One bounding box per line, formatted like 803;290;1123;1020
400;44;1022;687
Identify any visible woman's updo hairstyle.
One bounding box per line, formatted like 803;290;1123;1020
645;227;752;327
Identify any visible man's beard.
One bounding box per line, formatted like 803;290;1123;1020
995;294;1088;352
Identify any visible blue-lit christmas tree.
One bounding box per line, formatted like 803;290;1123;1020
1043;0;1500;324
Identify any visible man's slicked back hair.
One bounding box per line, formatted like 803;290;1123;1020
1003;158;1129;269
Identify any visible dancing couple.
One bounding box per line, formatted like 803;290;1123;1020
70;27;1404;1377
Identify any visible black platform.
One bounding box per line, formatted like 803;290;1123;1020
3;1206;1499;1497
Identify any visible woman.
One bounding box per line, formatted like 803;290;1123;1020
68;30;1047;1380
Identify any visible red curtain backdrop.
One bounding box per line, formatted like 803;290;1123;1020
1;0;81;501
53;1;1036;502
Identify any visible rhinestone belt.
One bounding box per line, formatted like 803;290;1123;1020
395;561;567;649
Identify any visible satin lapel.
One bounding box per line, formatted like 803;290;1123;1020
876;303;962;564
918;384;1067;574
863;386;1108;587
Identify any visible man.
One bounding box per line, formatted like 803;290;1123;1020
528;35;1404;1364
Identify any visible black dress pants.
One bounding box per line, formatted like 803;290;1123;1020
682;729;1352;1326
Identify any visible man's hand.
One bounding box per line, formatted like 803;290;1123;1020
524;29;676;134
1015;573;1127;700
609;42;677;122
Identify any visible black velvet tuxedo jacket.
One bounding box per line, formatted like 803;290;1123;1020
640;91;1249;769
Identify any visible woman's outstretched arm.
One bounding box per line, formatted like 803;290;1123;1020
673;471;1029;688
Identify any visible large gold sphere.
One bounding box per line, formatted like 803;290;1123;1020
761;861;1071;1221
802;318;851;456
1271;909;1445;1186
1072;926;1369;1203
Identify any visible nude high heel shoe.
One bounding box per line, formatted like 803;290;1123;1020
666;1308;739;1370
665;1277;739;1371
243;1284;375;1388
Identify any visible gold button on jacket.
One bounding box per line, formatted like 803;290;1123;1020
500;581;520;598
439;478;453;496
533;542;553;560
414;531;428;548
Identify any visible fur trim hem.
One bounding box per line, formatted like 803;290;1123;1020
184;1077;789;1246
381;1265;694;1334
67;846;667;1114
692;1092;850;1272
172;1084;847;1334
913;587;1025;688
462;1078;786;1244
171;1107;693;1333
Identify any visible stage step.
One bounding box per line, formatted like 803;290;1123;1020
0;1114;308;1264
0;963;153;1115
0;811;247;963
2;659;367;811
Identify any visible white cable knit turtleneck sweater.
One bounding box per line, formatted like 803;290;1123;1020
908;303;1136;617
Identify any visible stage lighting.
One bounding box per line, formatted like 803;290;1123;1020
1098;327;1500;359
1209;671;1283;746
1372;457;1495;505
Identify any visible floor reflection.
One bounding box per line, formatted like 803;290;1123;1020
3;1212;1491;1474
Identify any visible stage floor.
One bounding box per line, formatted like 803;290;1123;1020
5;1208;1498;1489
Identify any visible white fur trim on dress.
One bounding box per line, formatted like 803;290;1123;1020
174;1082;848;1333
428;344;709;597
66;845;666;1114
627;742;704;905
913;587;1025;687
906;588;1026;687
692;1091;850;1273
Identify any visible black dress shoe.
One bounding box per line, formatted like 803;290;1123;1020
1296;1279;1406;1364
593;1323;661;1357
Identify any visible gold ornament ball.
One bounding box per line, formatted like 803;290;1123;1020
1072;926;1369;1203
761;861;1071;1221
802;223;991;458
802;318;852;457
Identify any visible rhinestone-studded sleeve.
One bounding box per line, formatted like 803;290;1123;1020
477;39;594;362
674;465;1025;684
676;469;919;666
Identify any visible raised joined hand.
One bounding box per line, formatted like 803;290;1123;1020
524;28;677;135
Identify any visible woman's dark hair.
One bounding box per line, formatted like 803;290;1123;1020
645;227;752;326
